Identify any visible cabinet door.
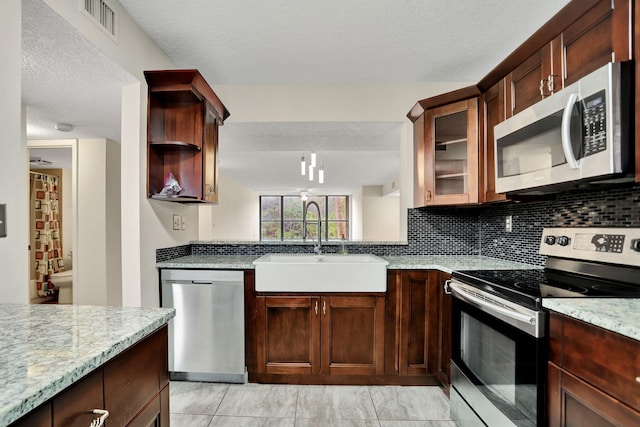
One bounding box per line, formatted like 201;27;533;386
548;363;640;427
321;296;385;376
436;272;451;388
257;296;321;375
104;326;167;426
424;98;479;205
202;102;219;203
413;113;427;208
505;43;555;117
562;0;630;87
480;81;508;203
398;271;439;376
53;370;104;427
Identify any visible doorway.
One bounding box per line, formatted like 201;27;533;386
27;140;77;304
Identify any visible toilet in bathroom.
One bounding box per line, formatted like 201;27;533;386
50;270;73;304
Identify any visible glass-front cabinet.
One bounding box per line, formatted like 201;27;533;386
417;98;479;206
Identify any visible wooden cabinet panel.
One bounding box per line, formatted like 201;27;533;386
11;403;51;427
322;296;385;376
413;113;426;208
202;102;219;203
436;272;451;389
480;81;507;203
548;314;640;426
560;316;640;409
53;370;103;427
104;326;168;427
507;46;553;116
398;271;439;376
562;0;630;86
125;388;161;427
548;362;640;427
256;296;320;375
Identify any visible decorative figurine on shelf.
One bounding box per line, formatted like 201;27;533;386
159;172;182;196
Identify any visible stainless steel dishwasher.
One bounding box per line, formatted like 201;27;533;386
160;269;246;383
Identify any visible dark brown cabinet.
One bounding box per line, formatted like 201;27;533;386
547;313;640;427
505;0;631;117
253;294;385;382
415;97;480;207
480;81;508;203
435;272;451;390
10;326;170;427
144;70;229;203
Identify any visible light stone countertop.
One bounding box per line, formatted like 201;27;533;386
542;298;640;342
0;304;175;427
156;254;541;272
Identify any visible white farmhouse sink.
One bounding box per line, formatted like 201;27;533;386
253;254;389;292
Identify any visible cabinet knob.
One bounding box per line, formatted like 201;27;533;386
315;301;318;315
547;74;557;94
425;191;432;202
539;79;548;98
636;376;640;383
90;409;109;427
323;301;326;315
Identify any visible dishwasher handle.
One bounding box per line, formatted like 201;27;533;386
191;280;214;284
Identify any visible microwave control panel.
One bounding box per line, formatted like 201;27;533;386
582;89;607;157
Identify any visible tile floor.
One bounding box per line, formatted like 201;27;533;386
170;381;455;426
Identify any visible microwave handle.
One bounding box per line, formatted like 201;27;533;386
561;92;580;169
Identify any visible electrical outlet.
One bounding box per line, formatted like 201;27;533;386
172;214;181;230
181;215;186;231
505;215;513;232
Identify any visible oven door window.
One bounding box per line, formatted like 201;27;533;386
452;298;544;425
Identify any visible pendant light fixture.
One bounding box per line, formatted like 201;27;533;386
299;152;324;184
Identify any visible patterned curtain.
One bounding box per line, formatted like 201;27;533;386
31;173;64;297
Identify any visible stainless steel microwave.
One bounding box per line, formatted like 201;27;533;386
494;62;632;195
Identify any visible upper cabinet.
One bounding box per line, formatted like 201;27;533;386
409;0;636;206
144;70;230;203
505;0;631;118
419;98;479;206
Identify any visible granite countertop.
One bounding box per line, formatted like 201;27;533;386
156;254;541;272
0;304;175;427
542;298;640;342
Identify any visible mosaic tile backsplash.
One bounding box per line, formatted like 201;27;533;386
157;183;639;267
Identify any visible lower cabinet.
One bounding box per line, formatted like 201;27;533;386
547;313;640;426
254;294;385;381
248;270;450;387
11;326;170;427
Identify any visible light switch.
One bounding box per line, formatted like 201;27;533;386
181;215;186;231
172;214;181;230
0;204;6;238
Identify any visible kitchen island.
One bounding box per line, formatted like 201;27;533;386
0;303;175;426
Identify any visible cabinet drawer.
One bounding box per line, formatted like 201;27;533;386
104;326;168;426
559;315;640;410
53;370;104;427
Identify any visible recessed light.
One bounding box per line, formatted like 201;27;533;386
55;122;74;132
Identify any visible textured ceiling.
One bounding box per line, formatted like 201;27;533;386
22;0;135;142
21;0;570;193
118;0;569;85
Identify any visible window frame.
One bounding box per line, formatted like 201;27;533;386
259;195;349;242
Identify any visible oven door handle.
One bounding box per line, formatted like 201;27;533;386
448;282;536;326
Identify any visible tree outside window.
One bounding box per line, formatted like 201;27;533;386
260;196;349;241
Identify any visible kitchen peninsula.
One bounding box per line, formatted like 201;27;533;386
0;304;175;427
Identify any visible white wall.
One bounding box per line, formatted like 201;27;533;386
350;187;363;240
76;139;122;305
0;0;29;303
361;186;400;241
199;172;259;241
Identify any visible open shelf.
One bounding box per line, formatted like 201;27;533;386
149;141;202;151
436;138;467;147
436;172;468;179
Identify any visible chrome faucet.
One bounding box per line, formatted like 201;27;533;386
303;201;322;255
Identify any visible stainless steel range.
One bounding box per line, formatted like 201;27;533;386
447;227;640;427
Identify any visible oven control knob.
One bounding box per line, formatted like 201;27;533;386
544;235;556;245
631;239;640;252
558;236;571;246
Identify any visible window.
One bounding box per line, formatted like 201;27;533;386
260;196;349;241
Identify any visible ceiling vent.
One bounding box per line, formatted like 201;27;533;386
81;0;117;40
